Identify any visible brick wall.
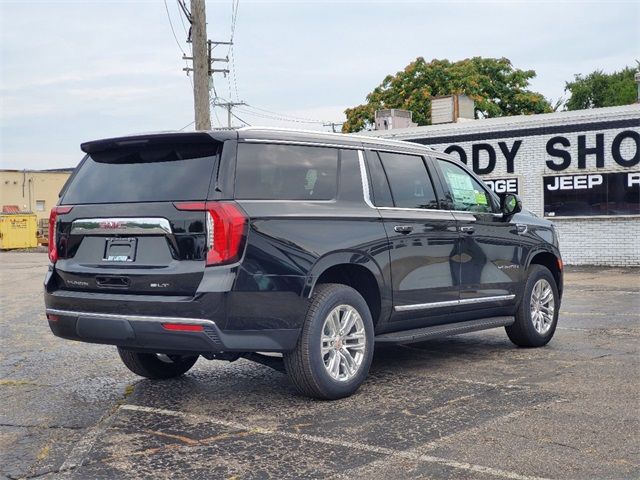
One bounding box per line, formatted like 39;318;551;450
372;105;640;266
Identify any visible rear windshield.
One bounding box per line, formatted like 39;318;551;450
235;143;338;200
61;144;218;204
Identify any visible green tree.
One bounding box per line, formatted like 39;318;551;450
343;57;552;132
564;65;638;110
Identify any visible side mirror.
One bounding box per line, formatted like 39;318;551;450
500;193;522;216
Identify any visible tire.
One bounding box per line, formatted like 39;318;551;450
506;265;559;348
117;347;199;379
284;283;374;400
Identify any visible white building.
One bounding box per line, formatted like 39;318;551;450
369;104;640;266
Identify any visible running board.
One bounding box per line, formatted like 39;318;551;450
375;316;515;344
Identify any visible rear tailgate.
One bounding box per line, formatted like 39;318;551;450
51;133;222;296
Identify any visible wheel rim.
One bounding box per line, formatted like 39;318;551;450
321;304;366;382
530;279;555;335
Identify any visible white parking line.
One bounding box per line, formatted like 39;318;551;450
120;404;552;480
60;409;117;471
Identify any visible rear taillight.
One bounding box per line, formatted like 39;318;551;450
48;206;73;263
174;201;248;266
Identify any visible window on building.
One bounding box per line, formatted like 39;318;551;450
377;151;438;209
543;172;640;217
437;160;494;213
35;200;45;211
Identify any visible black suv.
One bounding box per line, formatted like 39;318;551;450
45;128;563;399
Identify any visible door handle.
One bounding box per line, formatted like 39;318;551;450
459;225;475;234
394;225;413;234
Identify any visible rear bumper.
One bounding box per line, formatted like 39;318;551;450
46;308;300;354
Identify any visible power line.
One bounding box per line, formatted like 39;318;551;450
175;0;190;37
231;111;251;126
176;0;192;23
227;0;241;100
179;120;195;131
242;104;328;123
163;0;186;55
237;106;327;124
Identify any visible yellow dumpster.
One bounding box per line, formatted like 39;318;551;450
0;213;38;249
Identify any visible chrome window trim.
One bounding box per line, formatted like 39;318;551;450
46;308;215;326
394;294;516;312
357;150;376;209
70;217;172;236
377;206;446;214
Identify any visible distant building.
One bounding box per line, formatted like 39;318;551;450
367;104;640;266
0;169;74;221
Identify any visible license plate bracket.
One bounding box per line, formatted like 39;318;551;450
103;238;137;262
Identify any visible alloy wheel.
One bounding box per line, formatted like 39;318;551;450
321;304;366;381
530;279;555;334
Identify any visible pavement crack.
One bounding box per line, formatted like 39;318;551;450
495;429;581;452
0;422;84;430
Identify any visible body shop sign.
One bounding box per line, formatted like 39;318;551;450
439;130;639;175
543;171;640;217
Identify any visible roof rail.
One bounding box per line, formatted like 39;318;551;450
237;126;436;150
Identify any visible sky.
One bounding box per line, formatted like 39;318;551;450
0;0;638;170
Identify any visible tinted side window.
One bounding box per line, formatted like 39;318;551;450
235;143;338;200
437;160;493;213
378;152;438;209
366;152;393;207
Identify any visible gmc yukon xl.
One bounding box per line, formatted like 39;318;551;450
45;128;563;399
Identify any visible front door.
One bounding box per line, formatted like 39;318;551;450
434;158;522;309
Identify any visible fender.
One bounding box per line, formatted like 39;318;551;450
523;244;564;302
524;245;562;270
302;250;393;327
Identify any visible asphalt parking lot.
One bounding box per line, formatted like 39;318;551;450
1;252;638;480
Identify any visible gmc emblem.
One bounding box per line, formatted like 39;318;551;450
99;221;123;229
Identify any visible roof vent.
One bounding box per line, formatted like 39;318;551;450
374;109;418;130
431;95;475;124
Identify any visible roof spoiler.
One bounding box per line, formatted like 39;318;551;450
80;131;236;154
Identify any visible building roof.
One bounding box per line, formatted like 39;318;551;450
0;168;74;173
361;104;640;140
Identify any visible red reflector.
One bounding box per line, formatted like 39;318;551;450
47;314;59;322
162;323;204;332
557;257;563;270
173;202;207;211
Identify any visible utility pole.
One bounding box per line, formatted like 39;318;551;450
212;100;247;127
190;0;211;130
323;122;344;133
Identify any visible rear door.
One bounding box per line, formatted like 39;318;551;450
52;135;222;296
365;150;459;328
433;158;523;308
